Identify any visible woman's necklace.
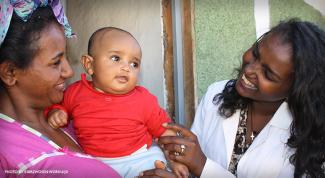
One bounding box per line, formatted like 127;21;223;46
250;104;257;141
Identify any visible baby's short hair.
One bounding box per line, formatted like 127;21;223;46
87;27;136;56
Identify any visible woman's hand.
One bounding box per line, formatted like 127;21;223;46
137;160;177;178
159;123;207;177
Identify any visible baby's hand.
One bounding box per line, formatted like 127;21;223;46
154;160;167;169
169;160;189;178
47;109;68;129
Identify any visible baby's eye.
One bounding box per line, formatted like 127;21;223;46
111;56;120;62
130;62;139;68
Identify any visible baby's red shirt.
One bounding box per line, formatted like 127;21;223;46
54;74;171;157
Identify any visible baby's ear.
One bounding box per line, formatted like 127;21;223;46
81;55;94;75
0;61;18;87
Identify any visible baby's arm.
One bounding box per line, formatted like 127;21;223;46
161;129;190;178
161;128;177;137
47;109;69;129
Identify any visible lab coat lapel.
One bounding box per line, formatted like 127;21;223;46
246;102;292;153
238;102;293;178
245;123;270;153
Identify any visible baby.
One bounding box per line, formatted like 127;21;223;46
46;27;188;178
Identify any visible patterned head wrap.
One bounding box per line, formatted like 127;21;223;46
0;0;75;46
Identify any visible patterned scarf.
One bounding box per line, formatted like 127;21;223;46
0;0;74;46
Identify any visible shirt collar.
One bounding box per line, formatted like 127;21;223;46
268;102;293;130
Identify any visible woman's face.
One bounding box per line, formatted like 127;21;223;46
236;33;294;102
16;23;73;108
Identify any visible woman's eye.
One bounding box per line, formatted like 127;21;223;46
130;62;139;68
252;43;260;60
252;50;257;59
111;56;120;62
264;70;274;81
53;59;61;66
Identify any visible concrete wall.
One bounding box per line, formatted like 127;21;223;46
194;0;325;99
66;0;166;107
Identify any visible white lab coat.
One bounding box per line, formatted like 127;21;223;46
191;80;295;178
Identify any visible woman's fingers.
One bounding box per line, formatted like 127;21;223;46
158;127;206;177
163;143;188;156
158;136;188;146
162;123;195;139
138;169;176;178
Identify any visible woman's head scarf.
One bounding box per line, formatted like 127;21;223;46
0;0;75;46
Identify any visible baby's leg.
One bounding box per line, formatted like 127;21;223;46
127;144;167;177
98;144;166;178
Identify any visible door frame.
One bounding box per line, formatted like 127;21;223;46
162;0;195;128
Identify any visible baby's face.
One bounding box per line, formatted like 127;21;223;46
91;30;142;94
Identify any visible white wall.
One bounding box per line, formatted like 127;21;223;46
304;0;325;16
66;0;166;107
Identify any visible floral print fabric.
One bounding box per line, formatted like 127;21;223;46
228;107;252;176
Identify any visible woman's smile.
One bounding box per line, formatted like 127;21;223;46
241;74;257;90
56;82;66;92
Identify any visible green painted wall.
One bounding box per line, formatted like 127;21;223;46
194;0;256;99
194;0;325;100
270;0;325;28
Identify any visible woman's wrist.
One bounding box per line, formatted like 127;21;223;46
192;154;207;177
